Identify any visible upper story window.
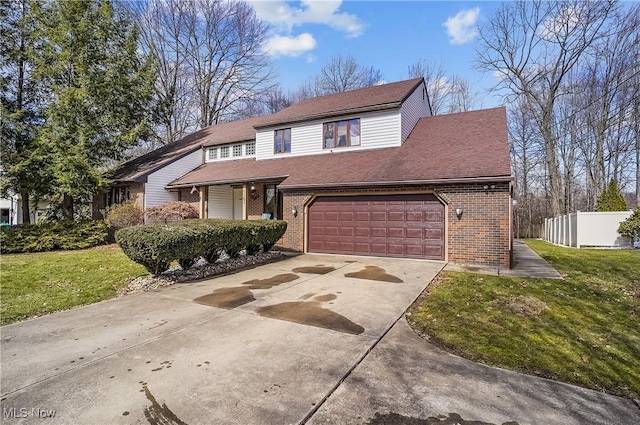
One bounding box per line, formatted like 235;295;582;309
274;128;291;154
206;141;256;162
245;142;255;156
233;144;243;157
323;118;360;149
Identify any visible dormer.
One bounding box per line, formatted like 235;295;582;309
253;78;430;160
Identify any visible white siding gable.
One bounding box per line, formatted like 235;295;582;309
145;150;202;209
400;82;431;142
208;185;233;219
256;110;401;160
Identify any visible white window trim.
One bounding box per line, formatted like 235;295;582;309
205;141;257;162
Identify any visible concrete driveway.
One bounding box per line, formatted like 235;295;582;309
1;254;443;424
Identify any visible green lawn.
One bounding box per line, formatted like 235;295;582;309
408;240;640;399
1;246;147;325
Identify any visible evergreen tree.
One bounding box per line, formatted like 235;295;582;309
618;207;640;243
31;0;152;219
0;0;49;223
595;180;628;212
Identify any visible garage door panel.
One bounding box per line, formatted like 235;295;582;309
340;227;354;237
371;211;387;221
371;227;387;237
355;212;370;221
355;227;370;237
308;194;444;260
388;211;405;221
388;244;405;255
406;245;424;256
425;211;443;222
388;228;404;238
370;244;387;254
406;211;423;221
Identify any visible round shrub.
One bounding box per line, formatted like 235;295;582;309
105;201;144;229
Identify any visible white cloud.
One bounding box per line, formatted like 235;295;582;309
443;7;480;45
249;0;364;38
539;6;582;41
264;33;317;57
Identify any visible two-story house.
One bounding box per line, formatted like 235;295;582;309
103;78;513;267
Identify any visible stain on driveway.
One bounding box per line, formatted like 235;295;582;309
256;294;364;335
366;412;519;425
194;287;255;309
345;266;404;283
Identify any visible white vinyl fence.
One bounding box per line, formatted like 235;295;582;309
544;211;633;248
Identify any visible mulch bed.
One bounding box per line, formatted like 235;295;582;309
120;251;288;295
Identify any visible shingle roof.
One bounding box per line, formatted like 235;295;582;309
108;116;271;182
167;107;511;190
254;78;425;128
109;79;426;183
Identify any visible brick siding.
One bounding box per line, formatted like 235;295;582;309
247;183;265;220
278;183;511;268
178;188;200;212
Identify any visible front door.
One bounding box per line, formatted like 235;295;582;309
233;187;244;220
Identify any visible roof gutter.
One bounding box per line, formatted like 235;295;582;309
278;175;513;190
166;175;290;190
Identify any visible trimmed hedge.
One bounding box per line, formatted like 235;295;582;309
0;220;109;254
115;219;287;275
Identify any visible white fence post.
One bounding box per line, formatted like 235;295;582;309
543;210;632;248
576;211;581;249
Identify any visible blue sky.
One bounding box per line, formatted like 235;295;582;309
248;0;503;107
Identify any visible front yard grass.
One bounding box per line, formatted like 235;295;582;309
407;240;640;399
1;246;147;325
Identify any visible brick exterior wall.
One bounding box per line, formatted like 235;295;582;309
440;182;511;268
247;183;265;220
278;183;511;268
280;191;314;251
178;188;200;212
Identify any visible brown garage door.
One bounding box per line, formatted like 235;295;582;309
308;194;444;260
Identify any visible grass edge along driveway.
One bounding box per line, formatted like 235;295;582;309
1;246;147;325
408;239;640;399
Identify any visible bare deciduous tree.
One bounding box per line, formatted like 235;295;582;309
132;0;274;145
408;59;479;115
292;54;382;100
183;0;273;127
316;54;382;94
408;59;449;115
135;0;195;146
476;0;617;216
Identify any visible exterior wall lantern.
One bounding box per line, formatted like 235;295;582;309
250;184;259;200
291;205;298;217
455;204;463;220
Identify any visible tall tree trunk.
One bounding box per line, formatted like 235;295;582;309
20;191;30;224
541;121;563;216
62;194;74;220
636;131;640;207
